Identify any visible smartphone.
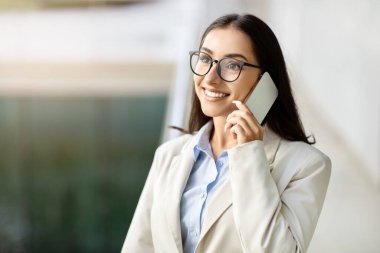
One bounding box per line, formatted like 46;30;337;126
245;72;278;124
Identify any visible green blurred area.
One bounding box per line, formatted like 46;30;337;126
0;96;167;253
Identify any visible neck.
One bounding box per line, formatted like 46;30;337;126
210;116;237;154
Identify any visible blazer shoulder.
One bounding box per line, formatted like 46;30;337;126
276;139;331;178
282;139;330;159
156;133;195;157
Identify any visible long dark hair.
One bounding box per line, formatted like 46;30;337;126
186;13;314;144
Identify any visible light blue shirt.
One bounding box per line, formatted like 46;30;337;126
180;121;230;253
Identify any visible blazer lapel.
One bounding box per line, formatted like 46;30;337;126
197;127;281;242
198;179;232;240
165;142;195;253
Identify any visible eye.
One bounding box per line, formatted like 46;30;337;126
199;53;212;64
225;61;241;71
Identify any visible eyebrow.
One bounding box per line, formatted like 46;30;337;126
200;46;249;61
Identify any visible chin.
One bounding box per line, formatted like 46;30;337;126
200;106;230;118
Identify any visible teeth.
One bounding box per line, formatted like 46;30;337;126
204;89;227;98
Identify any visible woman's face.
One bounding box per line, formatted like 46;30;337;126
194;27;261;118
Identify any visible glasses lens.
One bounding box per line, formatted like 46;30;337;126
219;58;241;82
190;52;212;76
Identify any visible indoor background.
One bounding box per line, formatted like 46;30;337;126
0;0;379;252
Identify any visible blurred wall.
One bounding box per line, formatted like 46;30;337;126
0;3;176;96
166;0;380;185
246;0;380;186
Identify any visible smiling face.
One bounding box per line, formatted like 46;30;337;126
193;26;262;118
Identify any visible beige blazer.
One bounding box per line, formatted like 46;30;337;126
121;128;331;253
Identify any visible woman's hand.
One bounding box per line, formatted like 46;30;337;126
224;100;264;145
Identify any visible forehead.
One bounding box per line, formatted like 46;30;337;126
201;27;255;61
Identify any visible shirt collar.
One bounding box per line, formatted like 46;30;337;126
193;120;214;161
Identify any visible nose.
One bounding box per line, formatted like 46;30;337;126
204;60;221;83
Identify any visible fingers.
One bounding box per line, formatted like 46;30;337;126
231;100;260;124
224;100;264;144
230;124;244;141
227;110;258;130
228;101;259;129
225;123;244;141
232;100;250;113
226;114;251;133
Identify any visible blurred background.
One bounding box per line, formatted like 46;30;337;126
0;0;379;252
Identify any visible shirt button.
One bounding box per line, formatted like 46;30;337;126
201;192;206;199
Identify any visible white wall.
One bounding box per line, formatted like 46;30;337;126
0;3;180;63
253;0;380;185
0;3;182;96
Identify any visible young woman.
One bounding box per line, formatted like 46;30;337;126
122;14;331;253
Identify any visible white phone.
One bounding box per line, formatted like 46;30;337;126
245;72;278;124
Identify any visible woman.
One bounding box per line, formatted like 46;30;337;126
122;14;331;253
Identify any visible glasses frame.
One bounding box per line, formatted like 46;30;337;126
189;50;262;82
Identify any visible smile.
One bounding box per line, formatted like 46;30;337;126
203;88;229;98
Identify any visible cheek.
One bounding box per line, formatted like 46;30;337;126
234;81;255;100
235;70;261;95
193;76;203;94
193;75;202;87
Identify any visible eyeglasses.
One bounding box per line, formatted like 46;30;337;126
189;51;262;82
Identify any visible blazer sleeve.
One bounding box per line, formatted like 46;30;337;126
228;140;331;253
121;147;161;253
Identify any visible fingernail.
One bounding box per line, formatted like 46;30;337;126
232;100;242;104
